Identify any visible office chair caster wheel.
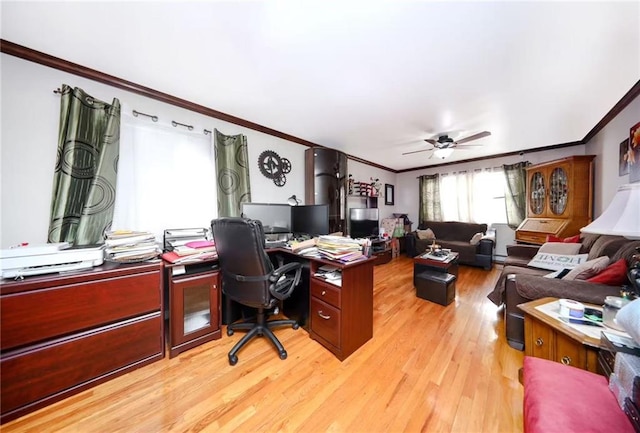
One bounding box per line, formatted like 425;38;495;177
292;323;299;330
229;354;238;366
279;350;287;360
227;328;234;336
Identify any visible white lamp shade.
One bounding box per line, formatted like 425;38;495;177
580;183;640;239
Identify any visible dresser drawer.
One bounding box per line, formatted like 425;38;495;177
310;278;341;309
1;271;161;351
1;313;162;416
310;297;341;349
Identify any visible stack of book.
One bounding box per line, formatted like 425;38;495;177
104;230;161;263
316;235;367;263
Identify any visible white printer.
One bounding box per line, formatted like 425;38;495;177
0;242;104;280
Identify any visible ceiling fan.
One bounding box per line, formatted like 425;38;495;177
402;131;491;159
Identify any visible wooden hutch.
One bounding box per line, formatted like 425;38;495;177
516;155;595;245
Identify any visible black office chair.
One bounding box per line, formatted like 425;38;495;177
211;217;301;365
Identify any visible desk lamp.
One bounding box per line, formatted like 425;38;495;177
581;183;640;297
287;195;301;206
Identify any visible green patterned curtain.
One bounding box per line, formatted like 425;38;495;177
214;129;251;217
503;161;530;230
418;174;442;224
48;85;121;245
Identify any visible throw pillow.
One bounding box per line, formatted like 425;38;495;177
469;232;483;245
546;234;581;243
416;228;435;240
538;242;582;255
562;256;610;281
586;258;628;285
615;298;640;345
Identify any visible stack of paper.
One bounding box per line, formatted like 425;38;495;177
162;239;217;264
104;230;160;263
316;236;366;263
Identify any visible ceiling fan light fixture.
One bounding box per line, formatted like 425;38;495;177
434;148;454;159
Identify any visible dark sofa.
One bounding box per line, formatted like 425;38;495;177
405;220;494;269
487;234;640;350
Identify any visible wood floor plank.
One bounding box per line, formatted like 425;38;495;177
2;257;523;432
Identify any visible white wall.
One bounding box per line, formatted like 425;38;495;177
585;95;640;213
0;54;309;248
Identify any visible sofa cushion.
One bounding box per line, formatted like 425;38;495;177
416;228;435;240
546;234;581;243
587;258;629;286
523;356;635;433
419;221;487;243
562;256;610;281
538;242;582;255
470;232;483;245
587;235;631;261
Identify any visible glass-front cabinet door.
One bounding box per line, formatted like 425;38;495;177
169;272;219;354
529;171;546;215
548;167;569;215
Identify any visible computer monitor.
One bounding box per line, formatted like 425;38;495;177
349;208;379;239
241;203;291;234
291;205;330;237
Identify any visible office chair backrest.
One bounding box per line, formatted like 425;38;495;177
211;217;275;307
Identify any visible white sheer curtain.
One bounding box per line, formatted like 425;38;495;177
440;167;506;224
111;111;217;241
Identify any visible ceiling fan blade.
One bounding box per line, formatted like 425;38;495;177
424;139;438;145
455;131;491;145
402;148;431;155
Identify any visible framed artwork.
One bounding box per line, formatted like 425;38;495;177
630;121;640;183
619;138;629;176
385;184;394;205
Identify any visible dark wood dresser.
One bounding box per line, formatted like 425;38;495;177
0;262;164;423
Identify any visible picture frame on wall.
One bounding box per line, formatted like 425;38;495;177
385;184;394;205
619;138;630;176
629;121;640;183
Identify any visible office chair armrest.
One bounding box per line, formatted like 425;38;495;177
269;262;302;300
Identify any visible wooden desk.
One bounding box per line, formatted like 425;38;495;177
519;297;601;373
0;262;164;423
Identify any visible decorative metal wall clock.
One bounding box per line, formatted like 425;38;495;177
258;150;291;186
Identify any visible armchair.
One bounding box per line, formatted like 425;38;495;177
211;217;302;365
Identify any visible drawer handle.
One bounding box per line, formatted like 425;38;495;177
535;338;544;346
561;356;572;365
318;310;331;320
322;290;326;296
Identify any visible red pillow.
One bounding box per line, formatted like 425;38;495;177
546;234;581;243
586;258;628;285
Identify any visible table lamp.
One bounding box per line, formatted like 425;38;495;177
581;183;640;296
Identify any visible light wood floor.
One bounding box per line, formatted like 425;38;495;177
3;257;523;433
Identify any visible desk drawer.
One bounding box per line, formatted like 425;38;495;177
310;297;341;349
310;279;341;309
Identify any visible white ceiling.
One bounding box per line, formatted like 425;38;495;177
2;1;639;171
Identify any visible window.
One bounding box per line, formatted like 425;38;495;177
439;167;506;225
111;114;217;240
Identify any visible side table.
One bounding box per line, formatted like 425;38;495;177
518;297;602;373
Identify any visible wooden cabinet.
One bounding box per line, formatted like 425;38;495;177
0;262;164;423
521;298;600;373
164;261;221;358
308;257;374;361
516;155;595;244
